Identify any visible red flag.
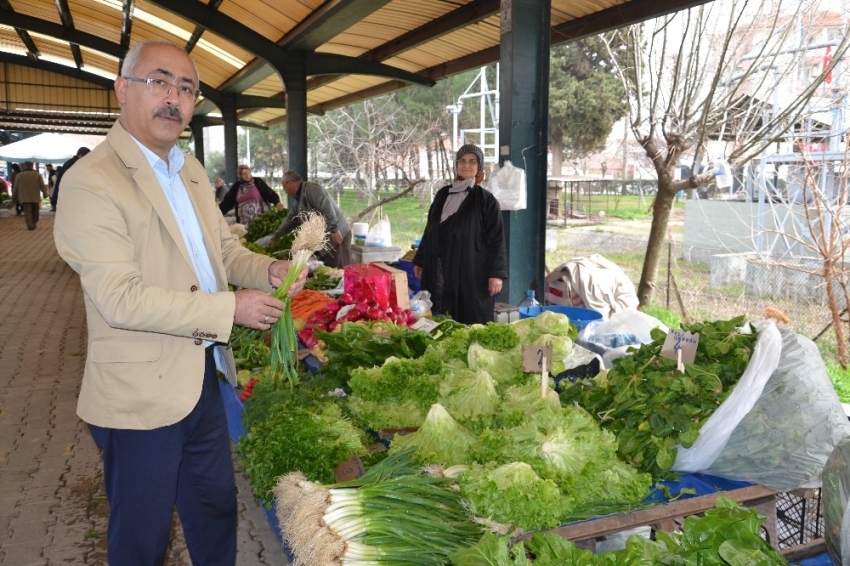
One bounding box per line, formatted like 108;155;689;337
823;46;833;84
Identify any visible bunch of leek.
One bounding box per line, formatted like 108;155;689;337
275;449;481;565
270;211;328;389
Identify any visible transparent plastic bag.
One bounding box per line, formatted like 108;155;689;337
701;327;850;490
409;290;433;319
823;437;850;565
576;310;667;363
365;216;392;247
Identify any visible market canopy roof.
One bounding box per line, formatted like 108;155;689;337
0;132;104;164
0;0;708;135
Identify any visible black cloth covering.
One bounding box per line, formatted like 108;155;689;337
413;184;507;325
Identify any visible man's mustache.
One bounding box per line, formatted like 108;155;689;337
154;106;184;124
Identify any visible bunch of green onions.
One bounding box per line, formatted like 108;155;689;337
275;449;481;565
270;211;328;390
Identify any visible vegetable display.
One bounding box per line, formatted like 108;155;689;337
559;316;758;479
243;206;289;242
275;449;481;565
450;495;788;565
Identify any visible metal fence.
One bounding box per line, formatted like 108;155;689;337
546;229;846;365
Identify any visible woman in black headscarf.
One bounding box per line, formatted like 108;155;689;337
413;144;508;324
218;164;283;226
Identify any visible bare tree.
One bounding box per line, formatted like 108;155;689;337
607;0;850;305
308;96;447;214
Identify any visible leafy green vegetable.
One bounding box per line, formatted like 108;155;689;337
449;496;788;565
243;207;289;242
467;343;523;385
468;322;521;352
510;310;577;342
459;462;571;531
317;321;434;385
440;369;500;421
389;403;478;465
237;402;366;505
451;532;530;566
560;316;758;479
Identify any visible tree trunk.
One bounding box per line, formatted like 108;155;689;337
824;260;848;367
551;136;564;177
637;180;676;307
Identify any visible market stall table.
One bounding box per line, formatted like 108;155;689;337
219;378;831;564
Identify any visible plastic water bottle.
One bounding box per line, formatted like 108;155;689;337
518;290;540;309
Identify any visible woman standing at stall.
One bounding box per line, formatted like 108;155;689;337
219;164;283;226
413;144;507;324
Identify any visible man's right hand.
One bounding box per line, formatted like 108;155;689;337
233;289;284;330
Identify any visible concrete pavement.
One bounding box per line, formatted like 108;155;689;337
0;207;288;565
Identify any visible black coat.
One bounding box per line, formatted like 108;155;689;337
218;176;280;220
413;184;507;325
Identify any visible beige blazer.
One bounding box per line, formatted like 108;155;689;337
54;120;275;430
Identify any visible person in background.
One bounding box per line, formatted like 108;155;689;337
53;38;306;564
12;161;48;230
413;144;507;325
52;147;91;211
10;163;22;215
212;176;226;201
45;164;56;203
269;170;351;268
218;164;282;226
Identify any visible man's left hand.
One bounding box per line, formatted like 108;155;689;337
275;202;285;209
268;260;308;295
330;230;343;245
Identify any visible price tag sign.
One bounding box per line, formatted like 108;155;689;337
334;455;365;482
661;329;700;366
522;343;553;373
411;318;440;333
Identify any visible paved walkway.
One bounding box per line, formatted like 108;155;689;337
0;208;287;565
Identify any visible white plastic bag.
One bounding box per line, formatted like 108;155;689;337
703;327;850;490
486;160;527;211
365;216;392;247
672;320;782;474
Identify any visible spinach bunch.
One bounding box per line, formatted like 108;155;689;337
560;316;757;479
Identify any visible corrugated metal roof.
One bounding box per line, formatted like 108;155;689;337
0;0;706;134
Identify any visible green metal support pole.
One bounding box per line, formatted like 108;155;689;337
221;93;238;185
190;119;205;166
284;51;309;203
498;0;551;305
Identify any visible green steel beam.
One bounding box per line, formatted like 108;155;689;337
498;0;551;305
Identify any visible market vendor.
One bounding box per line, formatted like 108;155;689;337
413;144;507;324
268;170;351;268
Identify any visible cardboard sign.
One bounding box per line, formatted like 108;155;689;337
411;318;440;333
522;343;553;373
334;455;366;482
660;329;700;366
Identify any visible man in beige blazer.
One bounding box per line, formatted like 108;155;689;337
54;39;305;565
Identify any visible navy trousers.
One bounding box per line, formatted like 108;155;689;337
89;349;236;565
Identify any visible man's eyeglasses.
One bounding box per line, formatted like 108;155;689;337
124;76;202;102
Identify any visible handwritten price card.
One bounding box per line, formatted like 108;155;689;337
660;329;699;365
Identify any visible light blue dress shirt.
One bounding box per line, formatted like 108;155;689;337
129;136;228;373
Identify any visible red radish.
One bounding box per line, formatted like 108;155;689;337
338;293;354;304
